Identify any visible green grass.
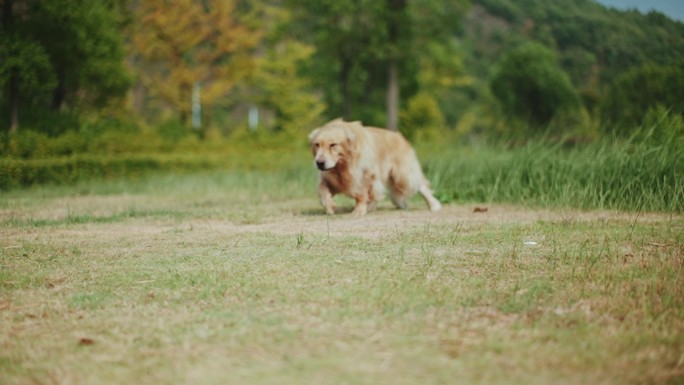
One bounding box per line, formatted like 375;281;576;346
424;134;683;212
3;128;681;213
1;170;682;385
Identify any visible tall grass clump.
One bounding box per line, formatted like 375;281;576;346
426;112;683;212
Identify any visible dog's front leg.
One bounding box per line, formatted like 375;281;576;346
351;196;368;217
318;183;336;215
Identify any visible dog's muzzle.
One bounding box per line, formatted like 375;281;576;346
316;161;328;171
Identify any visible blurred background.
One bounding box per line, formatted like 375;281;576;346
0;0;682;196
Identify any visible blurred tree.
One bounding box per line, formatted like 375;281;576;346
36;1;130;111
399;92;445;142
2;0;49;132
413;39;470;127
601;62;684;131
286;0;385;122
286;0;466;130
0;0;129;132
235;2;325;135
251;40;326;135
132;0;260;129
490;42;581;130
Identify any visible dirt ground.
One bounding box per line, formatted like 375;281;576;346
3;194;674;242
234;204;669;238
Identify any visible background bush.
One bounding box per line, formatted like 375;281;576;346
490;42;584;133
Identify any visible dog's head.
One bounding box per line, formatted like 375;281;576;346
308;119;357;171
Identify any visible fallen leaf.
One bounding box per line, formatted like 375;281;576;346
473;207;488;213
79;338;95;346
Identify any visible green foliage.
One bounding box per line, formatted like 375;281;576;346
2;130;52;159
0;0;130;130
601;62;684;131
251;40;326;135
399;92;445;142
473;0;684;84
0;154;226;190
635;106;684;147
286;0;466;125
476;0;524;21
0;36;55;96
0;122;309;189
286;0;393;123
490;42;583;132
26;0;130;107
16;109;81;137
0;145;307;190
3;0;684;163
156;120;195;143
415;40;471;126
457;0;684;133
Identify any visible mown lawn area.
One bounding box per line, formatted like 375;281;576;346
1;171;682;384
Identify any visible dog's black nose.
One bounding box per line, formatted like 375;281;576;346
316;161;326;170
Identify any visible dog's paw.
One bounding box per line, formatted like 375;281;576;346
429;200;442;212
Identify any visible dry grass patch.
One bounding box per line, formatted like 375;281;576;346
1;173;683;385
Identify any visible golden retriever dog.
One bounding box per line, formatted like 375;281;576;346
308;119;442;216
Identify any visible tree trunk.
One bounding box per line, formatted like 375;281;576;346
179;83;192;127
340;58;352;119
51;80;66;111
3;0;19;132
386;60;399;131
385;0;406;131
9;71;19;133
132;81;146;114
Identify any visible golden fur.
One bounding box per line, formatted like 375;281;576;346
308;119;442;216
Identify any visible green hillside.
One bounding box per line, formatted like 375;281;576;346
468;0;684;83
451;0;684;134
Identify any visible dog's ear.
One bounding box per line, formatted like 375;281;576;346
308;128;320;143
344;126;356;145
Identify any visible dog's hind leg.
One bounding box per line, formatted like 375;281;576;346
367;173;384;213
388;170;410;210
419;182;442;212
389;192;408;210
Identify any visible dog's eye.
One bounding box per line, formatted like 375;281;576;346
330;143;338;149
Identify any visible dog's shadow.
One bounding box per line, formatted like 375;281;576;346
300;205;401;216
300;207;354;216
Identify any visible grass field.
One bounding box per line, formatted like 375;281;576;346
1;169;682;384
